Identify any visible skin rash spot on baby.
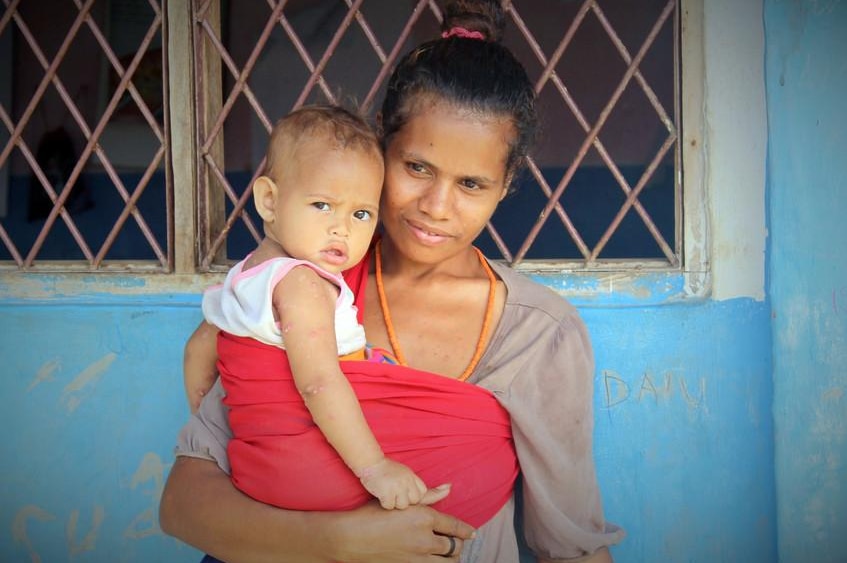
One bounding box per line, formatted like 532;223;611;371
308;327;332;339
300;383;325;397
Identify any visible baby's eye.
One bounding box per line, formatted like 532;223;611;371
353;210;373;221
311;202;330;211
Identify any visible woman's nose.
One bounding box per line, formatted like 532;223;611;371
418;180;452;219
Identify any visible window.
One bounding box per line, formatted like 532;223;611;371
0;0;169;272
1;1;706;286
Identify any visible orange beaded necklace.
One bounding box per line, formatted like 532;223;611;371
374;239;498;382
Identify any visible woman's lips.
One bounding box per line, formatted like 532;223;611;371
406;219;450;244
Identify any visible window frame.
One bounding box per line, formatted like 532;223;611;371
0;0;709;303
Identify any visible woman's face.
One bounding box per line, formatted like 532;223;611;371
381;103;514;265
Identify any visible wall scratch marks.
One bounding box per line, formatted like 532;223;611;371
60;353;117;412
27;360;60;392
601;369;708;410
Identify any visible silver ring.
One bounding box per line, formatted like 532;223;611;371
443;536;456;558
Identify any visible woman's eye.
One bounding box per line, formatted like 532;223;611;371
353;210;372;221
311;202;330;211
407;162;426;174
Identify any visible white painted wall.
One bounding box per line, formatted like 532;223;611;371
703;0;768;301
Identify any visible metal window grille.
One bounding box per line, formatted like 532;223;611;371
0;0;680;274
193;0;680;272
0;0;170;272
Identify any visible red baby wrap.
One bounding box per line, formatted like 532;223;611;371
218;252;518;527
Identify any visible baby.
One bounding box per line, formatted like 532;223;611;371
184;105;429;510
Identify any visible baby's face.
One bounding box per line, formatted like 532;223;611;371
266;142;383;274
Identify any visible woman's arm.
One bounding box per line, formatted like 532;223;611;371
160;456;332;563
502;293;624;558
159;456;474;563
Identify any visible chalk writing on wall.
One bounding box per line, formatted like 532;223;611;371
12;505;54;563
124;452;167;539
601;370;707;409
68;506;106;556
13;505;103;562
10;453;168;561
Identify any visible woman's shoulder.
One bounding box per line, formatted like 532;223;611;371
474;260;592;395
487;260;579;324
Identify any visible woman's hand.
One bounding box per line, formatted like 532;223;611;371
160;456;474;563
329;500;474;562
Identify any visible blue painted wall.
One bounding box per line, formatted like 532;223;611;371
587;300;775;562
0;300;203;562
765;1;847;561
0;292;775;562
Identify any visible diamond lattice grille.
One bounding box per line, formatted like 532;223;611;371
194;0;680;271
0;0;169;271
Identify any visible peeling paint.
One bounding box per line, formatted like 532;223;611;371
821;388;844;402
60;353;117;413
27;360;60;392
0;272;216;303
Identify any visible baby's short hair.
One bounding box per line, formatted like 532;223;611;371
264;105;381;179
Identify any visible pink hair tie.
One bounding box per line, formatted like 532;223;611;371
441;26;486;41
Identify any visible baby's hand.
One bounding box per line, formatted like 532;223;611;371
359;458;428;510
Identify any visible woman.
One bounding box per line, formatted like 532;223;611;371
160;0;623;560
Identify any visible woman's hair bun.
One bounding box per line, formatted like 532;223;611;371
442;0;506;43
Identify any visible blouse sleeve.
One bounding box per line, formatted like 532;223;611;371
174;379;233;474
505;311;624;560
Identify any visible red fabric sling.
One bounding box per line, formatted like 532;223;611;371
219;251;518;528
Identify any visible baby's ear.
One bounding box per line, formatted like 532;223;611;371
252;176;278;222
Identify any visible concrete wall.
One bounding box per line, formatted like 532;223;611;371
0;293;775;562
8;1;839;561
1;298;202;562
765;1;847;561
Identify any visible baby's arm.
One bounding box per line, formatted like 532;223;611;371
183;321;220;413
276;266;428;510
